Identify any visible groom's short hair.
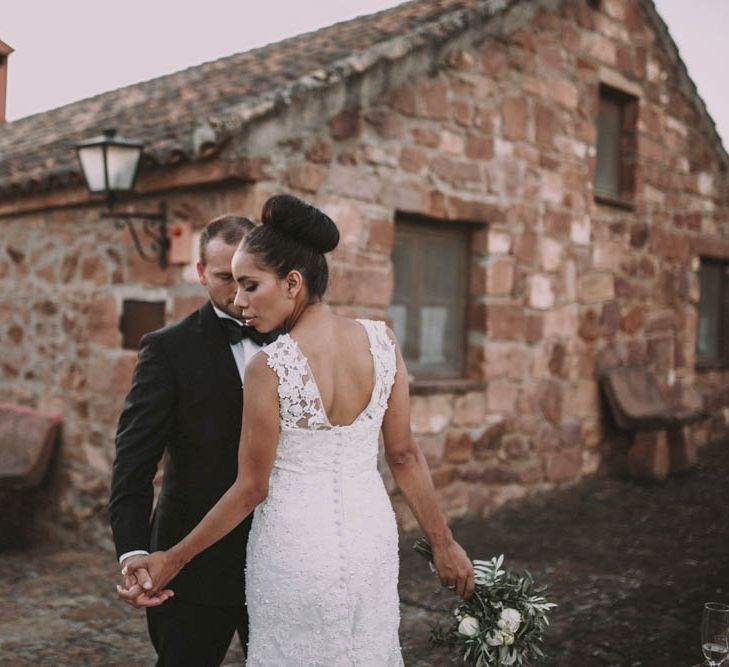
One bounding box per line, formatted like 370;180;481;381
199;215;255;265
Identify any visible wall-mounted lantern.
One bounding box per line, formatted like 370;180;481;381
76;129;170;269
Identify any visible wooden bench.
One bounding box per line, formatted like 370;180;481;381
0;402;61;490
600;367;706;480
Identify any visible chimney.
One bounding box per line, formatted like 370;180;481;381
0;39;14;123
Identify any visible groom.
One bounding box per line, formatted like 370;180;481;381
110;215;270;666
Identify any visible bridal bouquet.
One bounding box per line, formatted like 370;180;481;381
414;538;556;666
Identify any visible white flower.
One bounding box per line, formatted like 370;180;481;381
499;646;518;665
502;631;515;646
486;630;505;646
457;616;480;637
498;608;522;634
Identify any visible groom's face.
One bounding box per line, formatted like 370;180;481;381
197;237;244;320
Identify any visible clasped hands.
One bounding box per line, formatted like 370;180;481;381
116;551;180;608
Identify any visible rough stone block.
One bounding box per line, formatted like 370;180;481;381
451;99;473;126
544;448;582;483
486;379;519;414
431;156;480;185
535;103;558;148
501;96;528;140
452;392;486;427
627;430;669;481
537;379;563;424
417;80;449;120
548;79;578;110
621;304;646;334
378;179;429;213
440;130;465;155
328;108;362;140
529;274;555;309
399;146;429;174
284;163;328;193
329;166;379;201
445;196;505;223
305;140;333;164
473;420;506;459
483;344;532;381
486;258;515;296
0;403;61;490
487;230;511;254
364;109;402;139
578;273;615;303
173;294;207;321
366;218;394;255
415;434;446;467
411;126;440;147
543;305;579;338
540;237;563;271
666;425;697;473
444;429;473;463
465;133;493;160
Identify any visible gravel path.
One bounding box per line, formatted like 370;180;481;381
2;439;727;666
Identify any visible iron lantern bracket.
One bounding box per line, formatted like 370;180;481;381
101;201;170;269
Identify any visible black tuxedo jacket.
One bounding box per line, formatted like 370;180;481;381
110;301;252;606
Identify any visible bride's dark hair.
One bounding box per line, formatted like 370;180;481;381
244;194;340;300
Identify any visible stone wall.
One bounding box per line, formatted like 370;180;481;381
1;0;728;540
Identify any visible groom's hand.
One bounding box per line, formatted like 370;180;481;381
117;556;174;608
124;550;184;597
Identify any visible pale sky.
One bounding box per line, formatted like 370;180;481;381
2;0;728;147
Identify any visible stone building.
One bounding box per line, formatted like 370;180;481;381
1;0;728;541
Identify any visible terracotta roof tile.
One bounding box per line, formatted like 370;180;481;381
0;0;498;197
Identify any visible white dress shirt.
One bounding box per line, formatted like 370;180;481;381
119;305;263;564
212;305;263;384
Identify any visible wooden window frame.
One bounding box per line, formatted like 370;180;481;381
594;84;638;209
696;258;729;370
388;215;472;381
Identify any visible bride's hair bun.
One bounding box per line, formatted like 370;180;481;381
244;194;340;301
261;194;339;254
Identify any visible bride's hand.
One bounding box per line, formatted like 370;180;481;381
431;540;475;599
122;550;185;595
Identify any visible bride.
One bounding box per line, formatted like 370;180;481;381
126;194;474;664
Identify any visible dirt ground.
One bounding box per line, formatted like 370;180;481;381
1;439;727;666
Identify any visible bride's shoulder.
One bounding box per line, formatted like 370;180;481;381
355;318;397;342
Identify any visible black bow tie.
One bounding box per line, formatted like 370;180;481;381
219;318;269;346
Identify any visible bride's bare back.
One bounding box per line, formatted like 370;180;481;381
289;312;376;427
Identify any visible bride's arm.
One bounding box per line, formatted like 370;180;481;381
124;353;279;594
381;330;474;598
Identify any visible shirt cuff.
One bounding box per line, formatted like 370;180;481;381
119;549;150;564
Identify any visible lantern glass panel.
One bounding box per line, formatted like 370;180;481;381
107;144;141;191
77;144;107;192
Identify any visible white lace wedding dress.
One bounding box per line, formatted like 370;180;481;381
244;319;404;666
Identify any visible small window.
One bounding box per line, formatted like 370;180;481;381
388;217;469;378
595;85;637;205
121;300;165;350
697;259;729;367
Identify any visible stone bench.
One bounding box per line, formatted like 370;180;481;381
0;402;61;491
600;367;706;480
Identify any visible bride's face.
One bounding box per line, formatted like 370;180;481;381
232;248;292;332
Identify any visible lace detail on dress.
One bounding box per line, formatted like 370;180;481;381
262;319;396;432
360;318;396;419
263;335;329;430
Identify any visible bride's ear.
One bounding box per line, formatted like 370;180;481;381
285;270;304;299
